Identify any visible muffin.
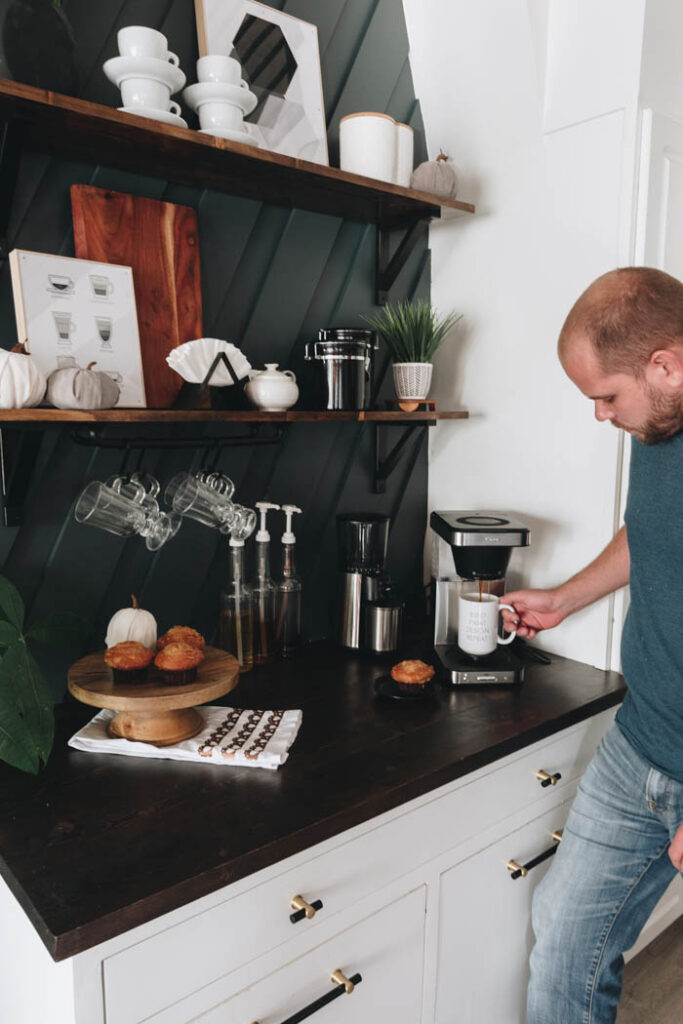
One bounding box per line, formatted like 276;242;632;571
104;641;154;684
157;626;206;652
154;642;204;685
390;659;435;695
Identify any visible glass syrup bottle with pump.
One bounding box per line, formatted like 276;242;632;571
219;534;254;672
252;501;280;664
276;504;302;658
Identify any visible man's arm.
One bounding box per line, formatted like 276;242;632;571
500;525;630;638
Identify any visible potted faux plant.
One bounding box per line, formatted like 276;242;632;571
363;299;461;411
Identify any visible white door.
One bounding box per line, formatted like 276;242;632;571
434;799;573;1024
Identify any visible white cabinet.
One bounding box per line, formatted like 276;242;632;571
435;795;575;1024
5;707;678;1024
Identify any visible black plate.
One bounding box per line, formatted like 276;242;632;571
374;674;435;702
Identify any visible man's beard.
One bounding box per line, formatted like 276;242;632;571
627;385;683;445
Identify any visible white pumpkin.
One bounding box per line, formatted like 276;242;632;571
0;346;47;408
47;361;120;410
105;594;157;649
410;150;459;199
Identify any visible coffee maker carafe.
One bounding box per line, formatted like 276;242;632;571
430;510;530;684
337;512;390;648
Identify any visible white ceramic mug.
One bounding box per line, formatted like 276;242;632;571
395;121;414;187
196;55;245;86
339;112;397;183
117;26;179;65
198;100;244;131
458;593;517;657
120;77;180;113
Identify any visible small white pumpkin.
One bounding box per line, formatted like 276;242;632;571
410;150;459;199
47;361;120;410
105;594;157;650
0;344;47;408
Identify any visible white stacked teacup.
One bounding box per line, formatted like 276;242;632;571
183;56;259;146
103;26;187;126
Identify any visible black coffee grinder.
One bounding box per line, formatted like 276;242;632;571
430;510;530;684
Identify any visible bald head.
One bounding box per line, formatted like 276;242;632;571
558;267;683;376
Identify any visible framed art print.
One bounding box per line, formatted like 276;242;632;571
195;0;329;165
9;250;146;407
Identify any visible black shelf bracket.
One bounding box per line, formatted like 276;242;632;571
373;419;434;493
0;120;23;264
376;219;425;305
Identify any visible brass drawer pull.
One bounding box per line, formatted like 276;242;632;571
506;859;527;878
258;969;362;1024
289;894;324;923
507;829;564;880
536;769;562;787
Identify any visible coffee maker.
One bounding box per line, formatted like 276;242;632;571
337;512;390;648
430;510;530;684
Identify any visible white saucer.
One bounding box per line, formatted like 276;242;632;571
104;55;186;93
118;106;188;128
183;80;257;116
199;126;259;146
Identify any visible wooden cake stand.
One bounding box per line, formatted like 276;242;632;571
68;646;240;746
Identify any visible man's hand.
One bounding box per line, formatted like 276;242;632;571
669;824;683;871
500;588;567;639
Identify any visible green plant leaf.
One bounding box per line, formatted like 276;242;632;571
27;612;89;646
0;642;54;766
0;620;20;648
0;576;25;631
362;300;462;363
0;701;39;774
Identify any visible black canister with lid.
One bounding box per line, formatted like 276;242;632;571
304;328;378;410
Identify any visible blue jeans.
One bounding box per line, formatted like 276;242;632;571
527;721;683;1024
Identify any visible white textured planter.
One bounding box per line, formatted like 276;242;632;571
393;362;433;401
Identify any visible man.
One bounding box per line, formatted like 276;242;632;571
499;267;683;1024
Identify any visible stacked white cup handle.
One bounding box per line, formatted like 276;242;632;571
102;25;187;125
339;113;414;186
182;56;259;146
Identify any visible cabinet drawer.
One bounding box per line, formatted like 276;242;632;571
182;886;425;1024
103;711;612;1024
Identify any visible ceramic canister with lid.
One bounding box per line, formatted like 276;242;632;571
304;329;379;410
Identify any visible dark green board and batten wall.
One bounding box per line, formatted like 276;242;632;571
0;0;432;697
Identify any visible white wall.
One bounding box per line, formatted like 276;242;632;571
403;0;647;667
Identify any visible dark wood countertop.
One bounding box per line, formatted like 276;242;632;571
0;637;625;961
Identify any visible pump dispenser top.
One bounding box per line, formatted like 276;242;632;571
255;501;280;542
281;504;302;544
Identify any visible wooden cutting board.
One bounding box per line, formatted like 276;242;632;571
71;185;203;408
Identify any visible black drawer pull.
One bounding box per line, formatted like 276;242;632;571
289;896;324;923
507;829;563;880
271;970;362;1024
536;769;562;788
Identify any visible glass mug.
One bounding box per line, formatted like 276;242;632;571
165;472;255;538
75;480;176;551
457;592;517;657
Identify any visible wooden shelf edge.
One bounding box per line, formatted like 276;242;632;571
0;408;470;424
0;79;475;224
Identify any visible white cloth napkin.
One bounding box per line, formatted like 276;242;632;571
68;706;302;770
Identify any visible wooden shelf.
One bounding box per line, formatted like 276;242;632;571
0;80;475;229
0;408;469;424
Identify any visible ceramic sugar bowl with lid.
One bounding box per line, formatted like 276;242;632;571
245;363;299;412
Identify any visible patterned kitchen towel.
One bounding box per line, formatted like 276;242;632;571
68;706;302;770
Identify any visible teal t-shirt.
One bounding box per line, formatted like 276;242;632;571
619;432;683;782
